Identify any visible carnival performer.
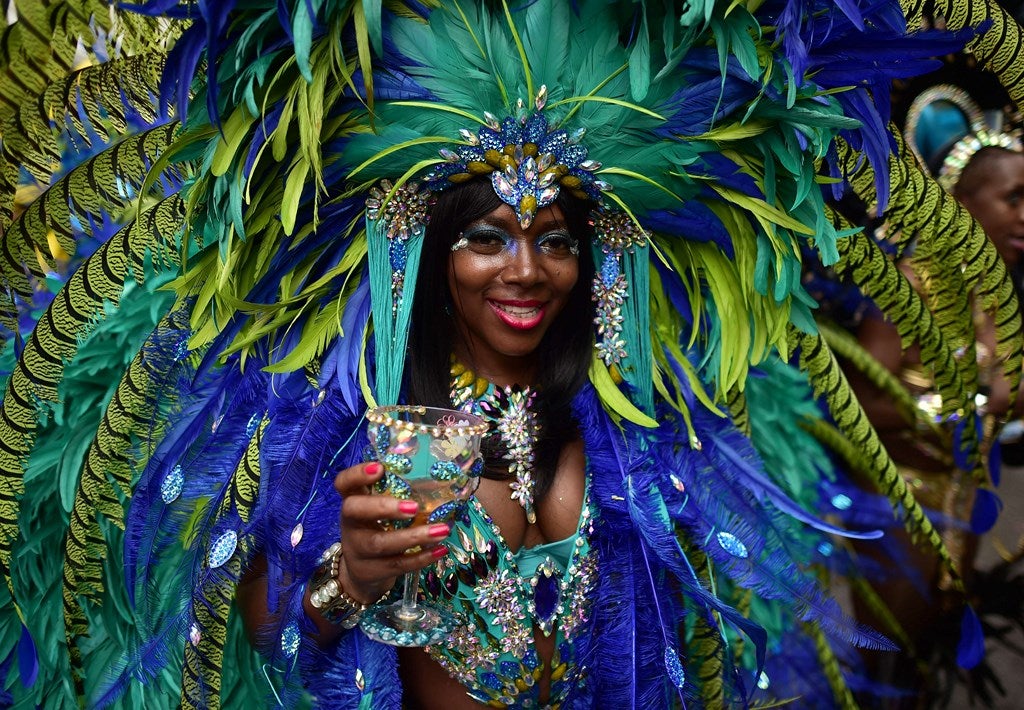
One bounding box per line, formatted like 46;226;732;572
2;1;1024;709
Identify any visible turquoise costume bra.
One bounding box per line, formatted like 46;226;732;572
420;483;598;708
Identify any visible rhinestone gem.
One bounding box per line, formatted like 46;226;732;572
664;646;685;688
757;671;770;690
245;412;261;437
281;622;300;657
160;464;184;504
716;531;748;558
831;493;852;510
189;623;201;646
209;530;238;568
290;522;304;548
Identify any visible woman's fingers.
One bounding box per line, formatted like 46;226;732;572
334;460;384;496
346;522;451;558
333;460;455;600
341;492;421;525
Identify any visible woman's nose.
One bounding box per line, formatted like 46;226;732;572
501;239;542;284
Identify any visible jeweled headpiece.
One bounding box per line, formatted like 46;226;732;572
423;87;604;228
904;84;1023;190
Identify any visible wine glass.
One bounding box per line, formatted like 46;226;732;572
360;405;488;646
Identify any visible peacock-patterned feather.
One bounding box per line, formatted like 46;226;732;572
0;123;183;307
903;0;1024;107
183;422;264;709
181;556;243;710
0;1;173;124
838;132;1023;413
0;195;184;588
818;321;932;435
679;542;728;708
789;326;956;580
0;52;169;230
62;306;191;692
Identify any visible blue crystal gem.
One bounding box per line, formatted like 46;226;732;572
245;412;261;437
523;648;540;670
429;460;461;481
281;622;300;657
540;129;568;154
664;646;686;688
390;240;408;270
817;541;834;557
500;117;522;144
160;464;184;504
209;530;238;568
173;335;190;360
479;127;502;151
373;425;390;453
831;493;853;510
534;569;560;623
383;453;412;475
500;660;520;677
384;474;412;499
480;671;502;690
716;531;749;559
601;254;621;285
562;144;587;165
470;457;484;476
428;500;463;524
523;113;548;143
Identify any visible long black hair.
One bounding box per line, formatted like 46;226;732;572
406;179;596;499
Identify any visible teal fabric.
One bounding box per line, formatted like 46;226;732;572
514;533;577;578
419;483;597;706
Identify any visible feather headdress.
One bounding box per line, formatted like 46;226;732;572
1;0;1023;707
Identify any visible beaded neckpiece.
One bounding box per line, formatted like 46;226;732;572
449;359;541;524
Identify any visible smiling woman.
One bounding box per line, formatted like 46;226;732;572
6;1;1024;708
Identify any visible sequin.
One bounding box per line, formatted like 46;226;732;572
383;453;412;475
281;622;300;657
290;522;304;547
173;335;190;360
831;493;853;510
209;530;238;568
664;646;686;688
245;412;261;437
160;464;184;504
428;500;463;524
716;531;749;558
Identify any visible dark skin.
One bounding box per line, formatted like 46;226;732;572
239;204;587;707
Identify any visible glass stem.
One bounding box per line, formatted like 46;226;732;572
395;571;422;621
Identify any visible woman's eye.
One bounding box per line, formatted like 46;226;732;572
538;231;578;257
464;228;509;253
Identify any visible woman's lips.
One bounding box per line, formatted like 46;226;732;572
488;299;545;329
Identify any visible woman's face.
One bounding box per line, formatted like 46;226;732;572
447;202;580;381
957;150;1024;270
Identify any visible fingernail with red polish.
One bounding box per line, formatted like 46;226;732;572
428;524;450;538
431;545;448;559
365;462;383;475
398;500;418;515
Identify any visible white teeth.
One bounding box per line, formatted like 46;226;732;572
495;303;539;317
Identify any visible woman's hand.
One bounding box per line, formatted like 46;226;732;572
333;461;452;604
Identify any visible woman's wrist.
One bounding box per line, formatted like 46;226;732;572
308;543;389;629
